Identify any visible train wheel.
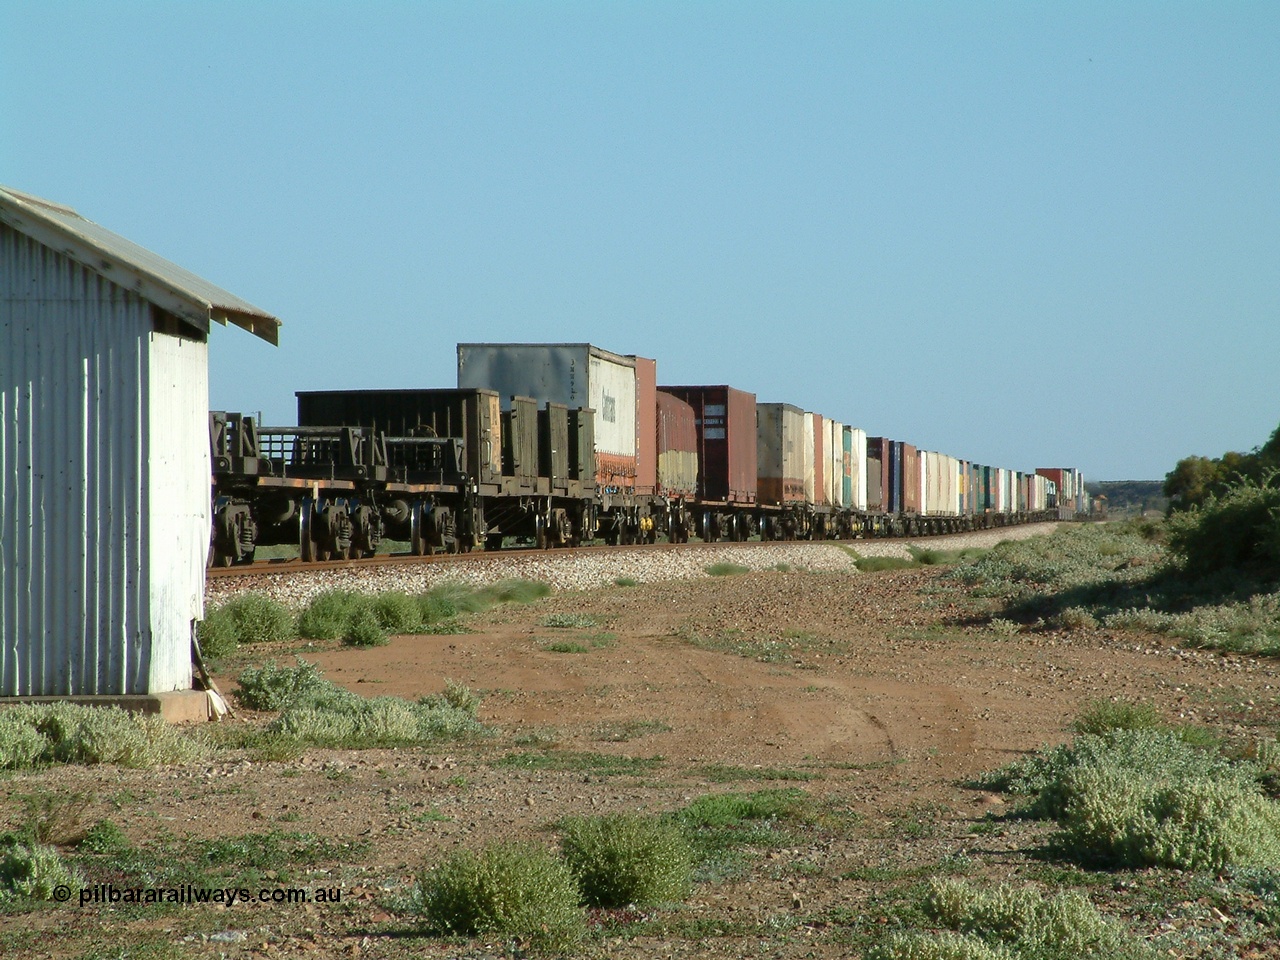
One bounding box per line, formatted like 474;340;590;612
299;503;317;562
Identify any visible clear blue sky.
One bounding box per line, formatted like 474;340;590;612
5;2;1277;482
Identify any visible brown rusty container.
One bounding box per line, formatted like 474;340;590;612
658;385;758;504
866;437;891;512
631;356;658;495
655;391;698;497
812;413;826;507
902;443;922;514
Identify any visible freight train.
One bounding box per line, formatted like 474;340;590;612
208;342;1089;566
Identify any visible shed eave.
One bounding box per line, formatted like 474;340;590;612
0;188;281;345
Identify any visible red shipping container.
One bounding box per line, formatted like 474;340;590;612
866;437;891;513
631;356;658;495
902;443;921;514
656;392;698;497
658;385;758;504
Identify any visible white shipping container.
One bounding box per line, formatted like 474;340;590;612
802;412;816;504
457;343;638;483
827;419;843;508
848;427;868;512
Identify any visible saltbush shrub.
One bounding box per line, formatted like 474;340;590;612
265;671;485;748
371;591;422;634
418;842;585;951
210;593;294;645
235;657;327;711
0;838;83;901
559;813;692;907
0;703;207;770
980;723;1280;871
297;589;367;640
864;878;1156;960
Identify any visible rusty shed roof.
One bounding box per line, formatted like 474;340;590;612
0;185;280;345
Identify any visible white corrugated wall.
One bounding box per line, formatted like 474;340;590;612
1;224;199;695
147;332;209;692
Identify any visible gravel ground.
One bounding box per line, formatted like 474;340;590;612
204;522;1060;609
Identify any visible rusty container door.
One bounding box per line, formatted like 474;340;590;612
631;356;658;495
658;385;758;504
656;391;698;497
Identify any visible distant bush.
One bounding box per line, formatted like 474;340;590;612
856;555;920;573
343;605;389;647
705;562;750;577
951;525;1166;598
1070;699;1165;736
1165;479;1280;581
560;813;692;907
196;605;240;659
908;545;989;566
418;842;585;951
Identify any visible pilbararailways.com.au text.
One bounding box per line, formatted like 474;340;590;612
72;884;342;906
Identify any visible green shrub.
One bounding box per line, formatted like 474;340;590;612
297;589;367;640
199;593;294;650
560;813;692;907
213;593;295;644
1166;480;1280;580
540;612;598;629
418;842;585;951
1054;768;1280;870
196;605;240;659
980;725;1280;871
235;657;327;711
705;562;750;576
856;555;921;573
266;674;485;749
866;878;1157;960
343;605;389;647
417;588;460;625
0;703;207;769
1070;699;1165;736
372;591;422;634
0;838;83;901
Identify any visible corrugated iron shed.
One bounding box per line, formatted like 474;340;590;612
1;185;279;698
0;186;279;345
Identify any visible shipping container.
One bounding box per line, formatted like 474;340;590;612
457;343;637;489
655;391;698;498
658;385;758;503
757;403;807;504
631;356;657;495
841;426;853;509
901;443;921;514
805;413;819;504
867;437;891;513
848;427;868;511
826;419;844;508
